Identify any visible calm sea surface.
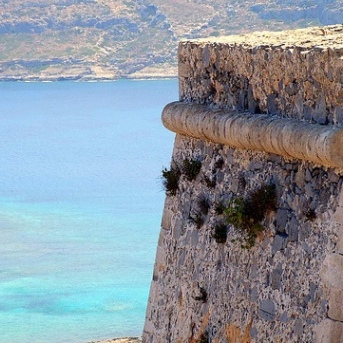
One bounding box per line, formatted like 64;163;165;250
0;79;178;343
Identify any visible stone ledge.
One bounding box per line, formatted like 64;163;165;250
162;101;343;168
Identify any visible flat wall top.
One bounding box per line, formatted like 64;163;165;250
191;25;343;49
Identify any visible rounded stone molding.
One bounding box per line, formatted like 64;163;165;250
162;101;343;168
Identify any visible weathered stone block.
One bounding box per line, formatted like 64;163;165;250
271;264;283;290
309;282;318;303
312;95;328;125
250;286;259;302
334;106;343;125
320;253;343;289
272;233;288;255
333;191;343;225
161;208;173;230
294;318;304;336
178;62;190;78
314;319;343;343
328;288;343;322
258;299;275;321
189;229;199;246
155;245;166;267
337;232;343;255
288;216;299;242
280;311;288;323
172;216;184;240
328;168;340;183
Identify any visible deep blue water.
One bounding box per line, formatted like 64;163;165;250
0;79;178;343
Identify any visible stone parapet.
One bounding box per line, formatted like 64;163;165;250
179;25;343;125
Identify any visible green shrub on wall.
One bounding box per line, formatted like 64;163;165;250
161;165;181;196
198;196;210;215
214;201;225;215
191;211;205;229
225;184;277;248
203;175;216;188
211;222;229;243
183;158;202;181
161;158;202;196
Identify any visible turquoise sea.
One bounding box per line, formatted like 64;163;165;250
0;79;178;343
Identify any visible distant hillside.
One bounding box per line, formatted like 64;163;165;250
0;0;341;80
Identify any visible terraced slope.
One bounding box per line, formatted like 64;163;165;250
0;0;341;80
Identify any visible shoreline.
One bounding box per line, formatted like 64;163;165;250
0;66;178;83
88;337;141;343
0;75;178;82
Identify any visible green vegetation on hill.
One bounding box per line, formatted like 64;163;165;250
0;0;341;80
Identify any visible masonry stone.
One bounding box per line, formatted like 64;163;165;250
258;299;276;321
143;25;343;343
294;318;304;336
321;253;343;289
271;263;283;290
334;106;343;126
315;319;343;343
336;227;343;255
288;217;299;242
328;288;343;322
272;233;288;255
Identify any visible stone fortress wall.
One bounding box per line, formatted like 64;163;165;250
143;25;343;343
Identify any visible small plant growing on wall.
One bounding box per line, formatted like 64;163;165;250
198;196;210;216
204;175;216;188
214;157;224;169
211;222;228;243
214;201;225;215
247;184;277;221
194;286;208;303
198;330;209;343
304;208;317;222
191;211;205;229
225;184;277;248
161;165;181;196
183;158;202;181
238;174;247;189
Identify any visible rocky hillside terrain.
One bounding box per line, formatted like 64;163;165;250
0;0;341;80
